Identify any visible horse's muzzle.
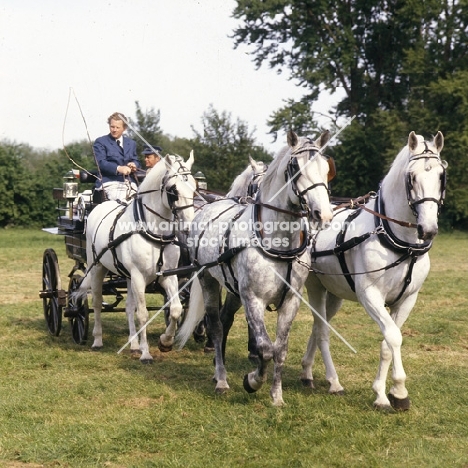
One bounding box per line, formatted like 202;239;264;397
417;224;438;241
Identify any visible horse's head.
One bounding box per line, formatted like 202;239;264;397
406;131;447;241
284;130;334;224
247;156;268;199
161;152;196;233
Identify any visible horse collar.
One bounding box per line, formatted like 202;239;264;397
375;193;432;255
252;202;309;260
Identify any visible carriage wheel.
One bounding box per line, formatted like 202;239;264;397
41;248;63;336
67;273;89;345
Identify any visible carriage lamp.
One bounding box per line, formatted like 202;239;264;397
194;171;207;190
63;171;79;219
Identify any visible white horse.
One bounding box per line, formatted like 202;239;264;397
226;156;268;199
75;153;196;362
301;131;447;410
177;130;334;406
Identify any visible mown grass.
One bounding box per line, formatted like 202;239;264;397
0;229;467;468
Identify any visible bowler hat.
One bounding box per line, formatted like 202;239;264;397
142;145;162;155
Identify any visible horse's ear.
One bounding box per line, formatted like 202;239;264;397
287;130;298;147
434;131;444;153
408;131;419;151
316;129;331;148
187;150;195;169
249;155;255;166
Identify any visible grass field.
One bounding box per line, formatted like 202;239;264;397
0;228;467;468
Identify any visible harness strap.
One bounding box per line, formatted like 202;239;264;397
375;195;432;255
89;199;177;280
194;203;240;261
334;209;362;292
219;208;246;296
109;205;133;278
252;202;309;260
266;261;293;311
386;255;418;307
254;201;307;218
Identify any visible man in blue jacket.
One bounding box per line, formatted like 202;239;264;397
93;112;141;201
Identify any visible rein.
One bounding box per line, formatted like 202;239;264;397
253;201;307;219
332;192;418;228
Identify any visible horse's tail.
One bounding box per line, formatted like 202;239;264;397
71;269;92;301
175;276;205;349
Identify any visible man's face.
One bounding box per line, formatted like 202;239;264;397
109;119;125;139
145;154;160;168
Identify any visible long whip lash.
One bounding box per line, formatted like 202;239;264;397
62;87;103;182
268;265;357;354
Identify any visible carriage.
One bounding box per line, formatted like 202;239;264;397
39;167;211;346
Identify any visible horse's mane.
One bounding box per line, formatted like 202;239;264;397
137;155;173;193
226;164;255;197
384;135;425;188
260;144;291;193
260;135;313;192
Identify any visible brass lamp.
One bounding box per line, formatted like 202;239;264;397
63;171;78;219
194;171;207;190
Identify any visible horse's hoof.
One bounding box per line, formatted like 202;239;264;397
193;333;206;344
374;402;395;413
243;374;257;394
300;378;315;389
204;346;215;353
91;346;102;352
388;393;411;411
158;339;173;353
140;358;153;365
215;386;229;395
330;390;345;396
130;349;141;356
272;399;286;407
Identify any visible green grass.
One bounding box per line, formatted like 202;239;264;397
0;229;467;467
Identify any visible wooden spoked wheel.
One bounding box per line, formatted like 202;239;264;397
41;249;63;336
67;273;89;345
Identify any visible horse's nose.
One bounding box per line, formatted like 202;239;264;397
313;209;322;220
318;206;333;223
417;224;438;241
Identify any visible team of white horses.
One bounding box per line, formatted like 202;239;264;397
76;130;447;410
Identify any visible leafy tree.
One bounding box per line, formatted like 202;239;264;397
232;0;468;227
127;101;163;163
189;105;272;192
0;143;26;227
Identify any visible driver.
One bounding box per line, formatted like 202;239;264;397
93;112;141;201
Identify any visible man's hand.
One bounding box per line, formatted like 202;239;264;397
117;165;132;176
127;162;137;173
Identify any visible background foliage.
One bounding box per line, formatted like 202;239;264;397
232;0;468;228
2;0;468;229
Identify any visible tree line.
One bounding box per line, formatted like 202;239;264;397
2;0;468;230
0;104;272;228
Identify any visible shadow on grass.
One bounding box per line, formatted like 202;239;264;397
4;306;387;410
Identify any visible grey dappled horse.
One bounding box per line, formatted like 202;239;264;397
177;130;334;406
